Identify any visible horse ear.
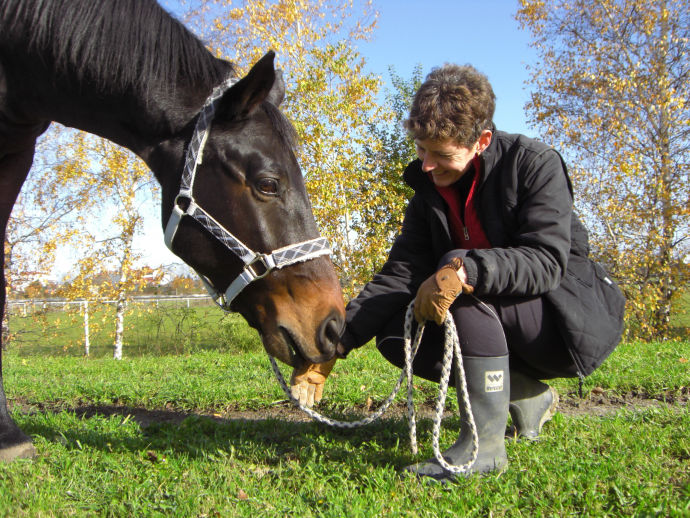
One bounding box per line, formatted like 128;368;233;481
267;69;285;106
219;51;277;119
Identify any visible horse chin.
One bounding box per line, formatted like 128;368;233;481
261;327;332;369
261;333;302;368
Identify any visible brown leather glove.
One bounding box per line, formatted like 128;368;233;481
413;257;474;325
289;357;336;407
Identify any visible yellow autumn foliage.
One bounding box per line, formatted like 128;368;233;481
517;0;689;340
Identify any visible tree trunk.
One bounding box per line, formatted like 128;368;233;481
113;296;125;360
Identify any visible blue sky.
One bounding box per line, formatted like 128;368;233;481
359;0;537;136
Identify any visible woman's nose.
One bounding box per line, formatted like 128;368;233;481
421;154;436;172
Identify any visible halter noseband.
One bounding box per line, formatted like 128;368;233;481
164;78;332;311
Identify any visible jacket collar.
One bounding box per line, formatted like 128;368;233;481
479;124;500;181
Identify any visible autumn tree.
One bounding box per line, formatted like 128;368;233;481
184;0;386;297
167;275;202;295
57;133;160;358
3;126;99;346
516;0;689;339
351;66;422;287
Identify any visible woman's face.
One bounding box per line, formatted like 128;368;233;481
414;138;477;187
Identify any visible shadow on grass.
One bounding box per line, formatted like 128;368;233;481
19;403;450;470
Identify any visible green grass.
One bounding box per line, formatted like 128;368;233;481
6;304;262;358
1;336;688;516
3;406;685;516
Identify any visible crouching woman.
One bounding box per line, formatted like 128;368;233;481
337;64;625;482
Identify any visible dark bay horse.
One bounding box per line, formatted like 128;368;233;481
0;0;345;460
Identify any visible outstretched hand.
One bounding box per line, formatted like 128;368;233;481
289;357;337;407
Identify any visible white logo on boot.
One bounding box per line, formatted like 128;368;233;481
485;371;504;392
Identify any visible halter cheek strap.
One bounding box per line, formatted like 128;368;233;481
164;77;332;310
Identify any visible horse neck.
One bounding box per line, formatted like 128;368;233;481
45;79;210;158
1;0;231;160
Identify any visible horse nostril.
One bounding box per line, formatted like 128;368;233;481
318;312;344;358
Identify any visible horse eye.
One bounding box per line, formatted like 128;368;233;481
257;178;279;196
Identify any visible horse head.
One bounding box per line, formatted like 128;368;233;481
160;52;345;368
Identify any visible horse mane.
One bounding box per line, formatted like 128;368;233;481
0;0;232;99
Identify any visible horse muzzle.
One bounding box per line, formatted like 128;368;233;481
276;309;343;367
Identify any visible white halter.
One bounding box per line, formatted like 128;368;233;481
164;78;332;310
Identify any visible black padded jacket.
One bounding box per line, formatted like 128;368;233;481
344;130;625;376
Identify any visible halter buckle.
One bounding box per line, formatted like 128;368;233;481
246;254;273;280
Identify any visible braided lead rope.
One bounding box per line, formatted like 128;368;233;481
268;318;424;436
267;300;481;475
428;313;479;474
403;306;420;454
432;294;507;474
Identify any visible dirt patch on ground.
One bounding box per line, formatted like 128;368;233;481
556;387;688;416
10;386;688;429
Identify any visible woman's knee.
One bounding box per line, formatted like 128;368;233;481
375;314;448;383
448;297;508;357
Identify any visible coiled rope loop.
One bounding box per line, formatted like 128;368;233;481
268;300;481;474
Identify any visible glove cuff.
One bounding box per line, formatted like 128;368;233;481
438;257;474;295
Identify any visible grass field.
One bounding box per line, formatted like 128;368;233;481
0;320;688;516
5;304;262;358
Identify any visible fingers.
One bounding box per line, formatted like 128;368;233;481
290;381;304;405
289;359;334;407
413;295;427;323
413;296;448;325
290;379;318;408
314;382;324;404
413;300;423;323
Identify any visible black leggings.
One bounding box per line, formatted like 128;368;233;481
376;293;579;381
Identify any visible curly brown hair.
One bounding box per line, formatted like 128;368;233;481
404;64;496;147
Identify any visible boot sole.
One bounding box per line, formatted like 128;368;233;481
403;449;508;484
537;386;559;433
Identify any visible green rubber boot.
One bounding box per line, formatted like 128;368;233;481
509;370;559;440
404;355;510;482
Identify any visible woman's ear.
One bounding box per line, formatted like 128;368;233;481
476;129;493;154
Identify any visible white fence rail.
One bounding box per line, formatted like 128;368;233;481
6;294;213;316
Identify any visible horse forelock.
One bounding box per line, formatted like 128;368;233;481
0;0;231;101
